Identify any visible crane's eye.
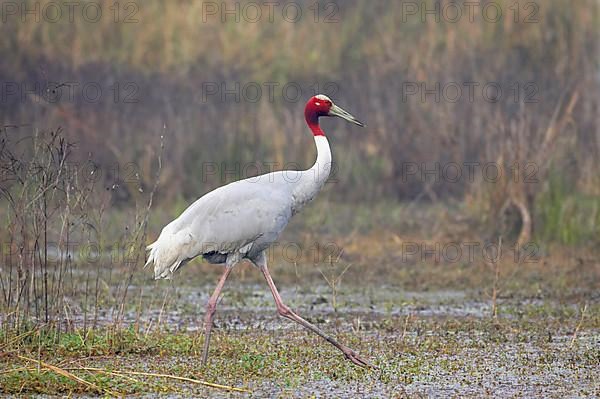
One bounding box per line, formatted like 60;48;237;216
315;102;321;106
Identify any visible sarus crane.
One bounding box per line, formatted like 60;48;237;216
146;94;371;368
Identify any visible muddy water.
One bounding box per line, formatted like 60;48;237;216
107;282;578;331
98;284;493;330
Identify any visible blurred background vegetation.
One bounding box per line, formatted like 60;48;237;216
2;0;598;248
0;0;599;323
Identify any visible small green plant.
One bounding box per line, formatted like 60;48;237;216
240;353;266;372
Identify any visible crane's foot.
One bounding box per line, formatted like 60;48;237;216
342;348;377;369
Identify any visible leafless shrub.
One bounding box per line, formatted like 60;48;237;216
0;125;163;336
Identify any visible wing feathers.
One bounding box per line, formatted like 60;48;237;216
145;174;294;279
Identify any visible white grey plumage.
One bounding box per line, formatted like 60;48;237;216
145;136;331;279
145;94;372;368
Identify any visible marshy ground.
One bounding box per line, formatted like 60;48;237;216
1;282;597;397
1;204;599;397
2;271;598;397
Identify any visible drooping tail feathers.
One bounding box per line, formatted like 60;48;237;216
145;237;185;280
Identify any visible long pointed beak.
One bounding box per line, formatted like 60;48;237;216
329;103;364;127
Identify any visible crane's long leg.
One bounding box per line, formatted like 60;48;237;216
257;261;373;368
202;266;233;365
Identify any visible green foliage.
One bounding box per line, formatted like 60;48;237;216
536;172;600;246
